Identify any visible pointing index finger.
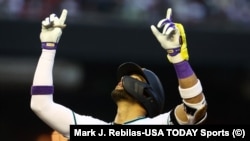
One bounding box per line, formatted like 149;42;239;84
166;8;172;20
59;9;68;24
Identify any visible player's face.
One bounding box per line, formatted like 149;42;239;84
111;74;146;102
111;88;133;102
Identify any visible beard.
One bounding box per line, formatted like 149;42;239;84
111;89;135;103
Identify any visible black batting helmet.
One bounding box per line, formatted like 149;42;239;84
117;62;165;118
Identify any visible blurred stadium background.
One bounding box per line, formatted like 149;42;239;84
0;0;250;140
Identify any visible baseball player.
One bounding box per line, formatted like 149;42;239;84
30;8;207;139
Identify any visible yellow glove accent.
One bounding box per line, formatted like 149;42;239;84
175;23;189;61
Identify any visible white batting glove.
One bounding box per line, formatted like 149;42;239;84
40;9;68;49
151;8;189;63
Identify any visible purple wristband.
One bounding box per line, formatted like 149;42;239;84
31;86;54;95
167;47;181;56
173;61;194;79
41;42;58;50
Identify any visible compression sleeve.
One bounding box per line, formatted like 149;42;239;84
32;49;55;85
30;49;74;138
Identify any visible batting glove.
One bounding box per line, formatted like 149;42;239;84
40;9;68;49
151;8;189;63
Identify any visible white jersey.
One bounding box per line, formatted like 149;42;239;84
31;95;174;139
73;111;172;125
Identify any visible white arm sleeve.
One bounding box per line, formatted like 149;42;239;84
30;49;74;137
31;95;74;138
32;49;55;85
31;50;109;138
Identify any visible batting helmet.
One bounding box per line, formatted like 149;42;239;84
117;62;165;118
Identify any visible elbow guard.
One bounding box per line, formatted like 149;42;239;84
175;79;207;125
182;96;207;124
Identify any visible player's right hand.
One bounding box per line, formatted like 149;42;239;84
40;9;68;44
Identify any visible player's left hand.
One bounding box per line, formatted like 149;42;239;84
151;8;180;50
151;8;189;63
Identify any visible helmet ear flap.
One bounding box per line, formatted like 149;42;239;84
122;76;148;100
122;76;161;117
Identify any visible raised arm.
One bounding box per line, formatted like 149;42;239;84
151;8;207;125
30;9;75;137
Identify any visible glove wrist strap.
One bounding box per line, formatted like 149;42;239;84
167;47;181;56
42;42;58;50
